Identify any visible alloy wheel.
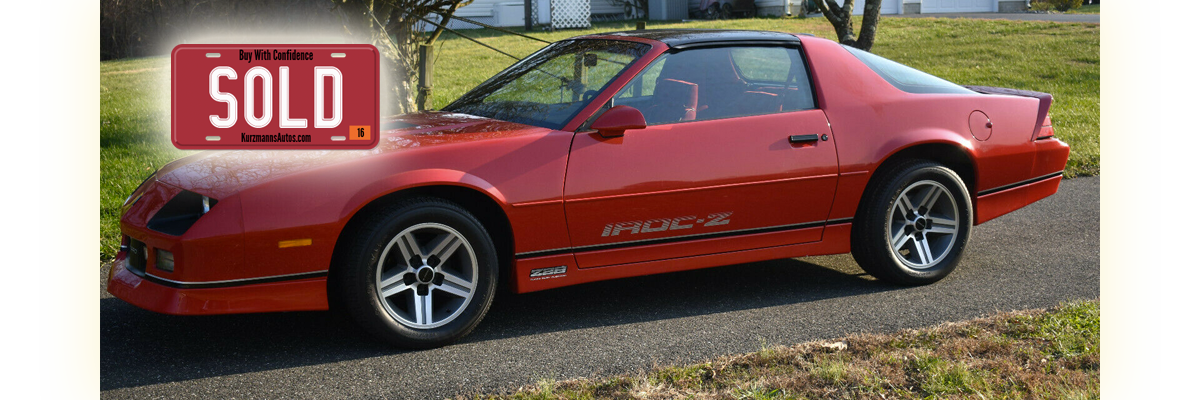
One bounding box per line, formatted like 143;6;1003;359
375;223;478;329
886;180;960;269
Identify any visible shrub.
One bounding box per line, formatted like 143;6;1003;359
1030;1;1055;11
1032;0;1084;11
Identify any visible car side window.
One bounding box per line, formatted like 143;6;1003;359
446;40;649;130
616;57;666;99
611;45;816;125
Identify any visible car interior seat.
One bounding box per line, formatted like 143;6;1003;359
643;78;698;124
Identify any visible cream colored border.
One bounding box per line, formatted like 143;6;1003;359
40;1;99;396
42;1;1156;396
1099;1;1156;396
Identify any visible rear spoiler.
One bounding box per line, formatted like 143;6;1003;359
963;85;1053;140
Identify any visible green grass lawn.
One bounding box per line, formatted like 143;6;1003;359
99;17;1099;262
478;300;1099;399
101;57;183;261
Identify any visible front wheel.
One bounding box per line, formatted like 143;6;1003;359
335;198;498;348
851;160;972;285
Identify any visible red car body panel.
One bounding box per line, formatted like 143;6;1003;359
108;31;1070;315
562;109;838;269
975;173;1063;224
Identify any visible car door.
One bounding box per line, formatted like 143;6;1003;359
562;44;840;269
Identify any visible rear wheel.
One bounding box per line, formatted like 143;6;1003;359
705;3;720;19
851;160;972;285
624;3;638;19
336;198;498;348
721;3;734;19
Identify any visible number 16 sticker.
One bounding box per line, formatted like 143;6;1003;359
171;44;380;149
349;125;371;140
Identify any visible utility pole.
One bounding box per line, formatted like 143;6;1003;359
416;44;432;111
525;0;533;31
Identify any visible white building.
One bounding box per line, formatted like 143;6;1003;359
433;0;626;29
438;0;1029;30
757;0;1028;17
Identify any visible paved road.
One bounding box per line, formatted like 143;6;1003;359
887;12;1099;23
101;176;1099;399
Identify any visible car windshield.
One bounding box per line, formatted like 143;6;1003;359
443;39;651;130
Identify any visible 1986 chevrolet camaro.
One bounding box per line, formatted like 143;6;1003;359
109;30;1070;347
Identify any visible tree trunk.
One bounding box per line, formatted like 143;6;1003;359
389;18;419;115
855;0;882;51
815;0;884;51
815;0;857;45
333;0;468;115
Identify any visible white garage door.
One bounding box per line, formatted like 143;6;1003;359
833;0;901;15
923;0;993;13
881;0;899;14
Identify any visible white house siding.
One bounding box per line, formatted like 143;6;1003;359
774;0;1011;16
446;0;624;27
440;0;1016;31
828;0;902;15
921;0;994;13
435;0;506;30
591;0;627;16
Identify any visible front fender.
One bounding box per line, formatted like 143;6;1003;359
338;168;510;222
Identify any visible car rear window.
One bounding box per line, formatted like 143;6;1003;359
842;45;977;95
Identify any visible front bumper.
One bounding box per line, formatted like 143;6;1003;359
110;177;332;315
107;244;329;315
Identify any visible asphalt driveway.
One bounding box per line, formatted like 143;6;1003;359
101;176;1099;399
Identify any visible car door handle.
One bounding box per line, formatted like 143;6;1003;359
789;134;819;144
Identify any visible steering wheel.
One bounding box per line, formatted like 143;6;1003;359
582;89;600;102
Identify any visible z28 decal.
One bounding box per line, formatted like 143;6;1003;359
601;212;733;237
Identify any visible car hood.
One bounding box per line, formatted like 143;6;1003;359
154;112;549;199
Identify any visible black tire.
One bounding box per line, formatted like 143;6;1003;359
334;197;498;348
705;3;720;20
851;160;972;285
720;3;734;19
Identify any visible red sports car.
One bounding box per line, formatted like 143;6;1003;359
108;30;1069;347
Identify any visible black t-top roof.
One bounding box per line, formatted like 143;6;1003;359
579;29;806;48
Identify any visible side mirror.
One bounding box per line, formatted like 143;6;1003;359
591;105;647;138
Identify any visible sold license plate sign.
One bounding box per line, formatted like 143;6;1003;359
171;44;379;149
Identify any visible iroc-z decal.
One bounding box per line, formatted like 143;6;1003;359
601;212;732;237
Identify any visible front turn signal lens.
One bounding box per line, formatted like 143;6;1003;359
156;249;175;272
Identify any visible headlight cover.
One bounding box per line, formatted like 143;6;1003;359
124;171;157;207
147;190;218;236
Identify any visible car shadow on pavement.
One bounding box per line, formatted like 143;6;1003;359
101;254;898;391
